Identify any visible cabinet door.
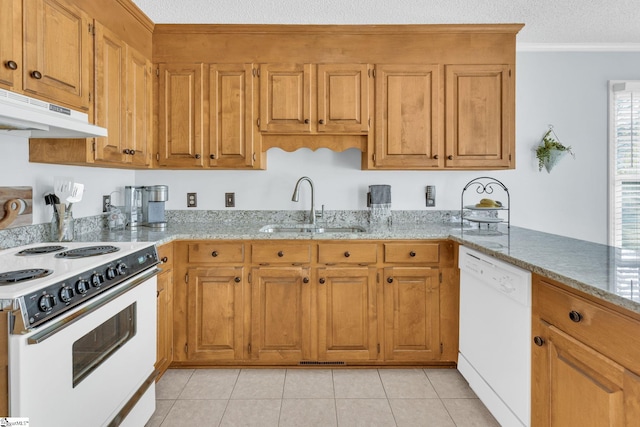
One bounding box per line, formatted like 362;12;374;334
259;63;311;133
383;267;441;361
532;321;640;427
187;267;244;361
155;268;173;375
317;267;378;361
0;0;21;90
23;0;91;110
251;266;311;362
94;22;126;164
126;47;152;167
209;64;256;168
374;64;441;168
445;64;512;168
158;63;205;167
317;64;369;133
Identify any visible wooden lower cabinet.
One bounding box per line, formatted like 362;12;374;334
317;267;378;361
186;267;245;361
383;267;440;361
532;275;640;426
250;266;312;362
155;244;174;378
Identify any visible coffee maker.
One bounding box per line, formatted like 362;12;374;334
124;186;143;230
142;185;169;229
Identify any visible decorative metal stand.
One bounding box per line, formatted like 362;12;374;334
461;177;510;235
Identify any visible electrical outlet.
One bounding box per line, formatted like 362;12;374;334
187;192;197;208
102;195;111;212
225;192;235;208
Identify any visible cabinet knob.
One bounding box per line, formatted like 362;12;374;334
161;257;168;263
319;119;325;125
533;336;545;346
304;119;310;124
234;277;241;283
194;154;201;159
277;251;284;257
569;310;583;323
303;277;309;284
433;155;439;159
447;155;453;160
344;251;350;258
5;60;18;70
210;154;215;159
319;278;325;284
409;251;416;257
130;150;135;156
387;277;393;283
31;70;42;79
211;251;218;257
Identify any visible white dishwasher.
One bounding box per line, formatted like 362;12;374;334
458;245;532;427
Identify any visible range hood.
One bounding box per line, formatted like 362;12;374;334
0;88;107;138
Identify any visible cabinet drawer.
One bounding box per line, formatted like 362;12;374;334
187;242;245;263
536;279;640;374
318;243;377;264
251;243;311;264
157;243;174;270
384;243;439;264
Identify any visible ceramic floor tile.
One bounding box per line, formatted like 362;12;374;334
220;399;281;427
159;399;227;426
145;399;174;427
332;369;386;398
283;369;335;398
179;368;240;399
279;398;337;427
442;399;501;427
336;398;396;427
155;369;194;400
389;398;456;427
379;369;438;399
230;369;286;399
424;369;477;398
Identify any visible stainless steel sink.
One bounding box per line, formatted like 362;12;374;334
259;224;367;233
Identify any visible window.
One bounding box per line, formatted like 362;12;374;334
609;81;640;301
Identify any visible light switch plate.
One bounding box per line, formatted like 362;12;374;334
225;192;235;208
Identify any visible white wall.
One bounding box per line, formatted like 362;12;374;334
3;51;640;245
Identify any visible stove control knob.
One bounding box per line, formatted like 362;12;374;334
106;266;118;280
38;294;57;311
76;279;90;295
91;273;105;287
59;286;74;303
116;263;128;276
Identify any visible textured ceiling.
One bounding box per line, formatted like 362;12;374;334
131;0;640;48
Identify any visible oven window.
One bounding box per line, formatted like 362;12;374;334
72;303;137;387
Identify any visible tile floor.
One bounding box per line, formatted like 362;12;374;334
146;368;500;427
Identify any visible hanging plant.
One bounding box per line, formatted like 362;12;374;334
535;126;574;173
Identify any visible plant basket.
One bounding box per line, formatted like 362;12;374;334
536;126;574;173
543;149;567;173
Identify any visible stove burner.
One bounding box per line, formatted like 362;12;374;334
55;245;120;259
0;269;53;283
16;245;67;256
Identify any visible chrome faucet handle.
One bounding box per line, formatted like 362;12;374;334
315;204;324;220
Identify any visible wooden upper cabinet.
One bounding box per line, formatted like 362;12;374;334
0;0;21;91
209;64;259;168
23;0;91;111
445;64;512;168
126;47;152;167
259;63;311;133
373;64;441;169
158;63;205;167
317;64;369;133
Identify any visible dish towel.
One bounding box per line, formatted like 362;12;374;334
368;185;391;206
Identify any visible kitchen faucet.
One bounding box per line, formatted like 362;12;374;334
291;176;320;225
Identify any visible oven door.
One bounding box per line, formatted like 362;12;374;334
9;270;157;427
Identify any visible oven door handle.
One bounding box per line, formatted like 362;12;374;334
27;267;160;345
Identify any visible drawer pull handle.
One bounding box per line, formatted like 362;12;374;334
344;251;350;258
319;278;325;284
277;251;284;257
211;251;218;257
409;251;416;257
161;257;168;263
569;310;583;323
234;277;241;283
533;336;545;346
6;60;18;70
303;277;309;284
387;277;393;283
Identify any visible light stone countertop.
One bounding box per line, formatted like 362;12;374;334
74;219;640;316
